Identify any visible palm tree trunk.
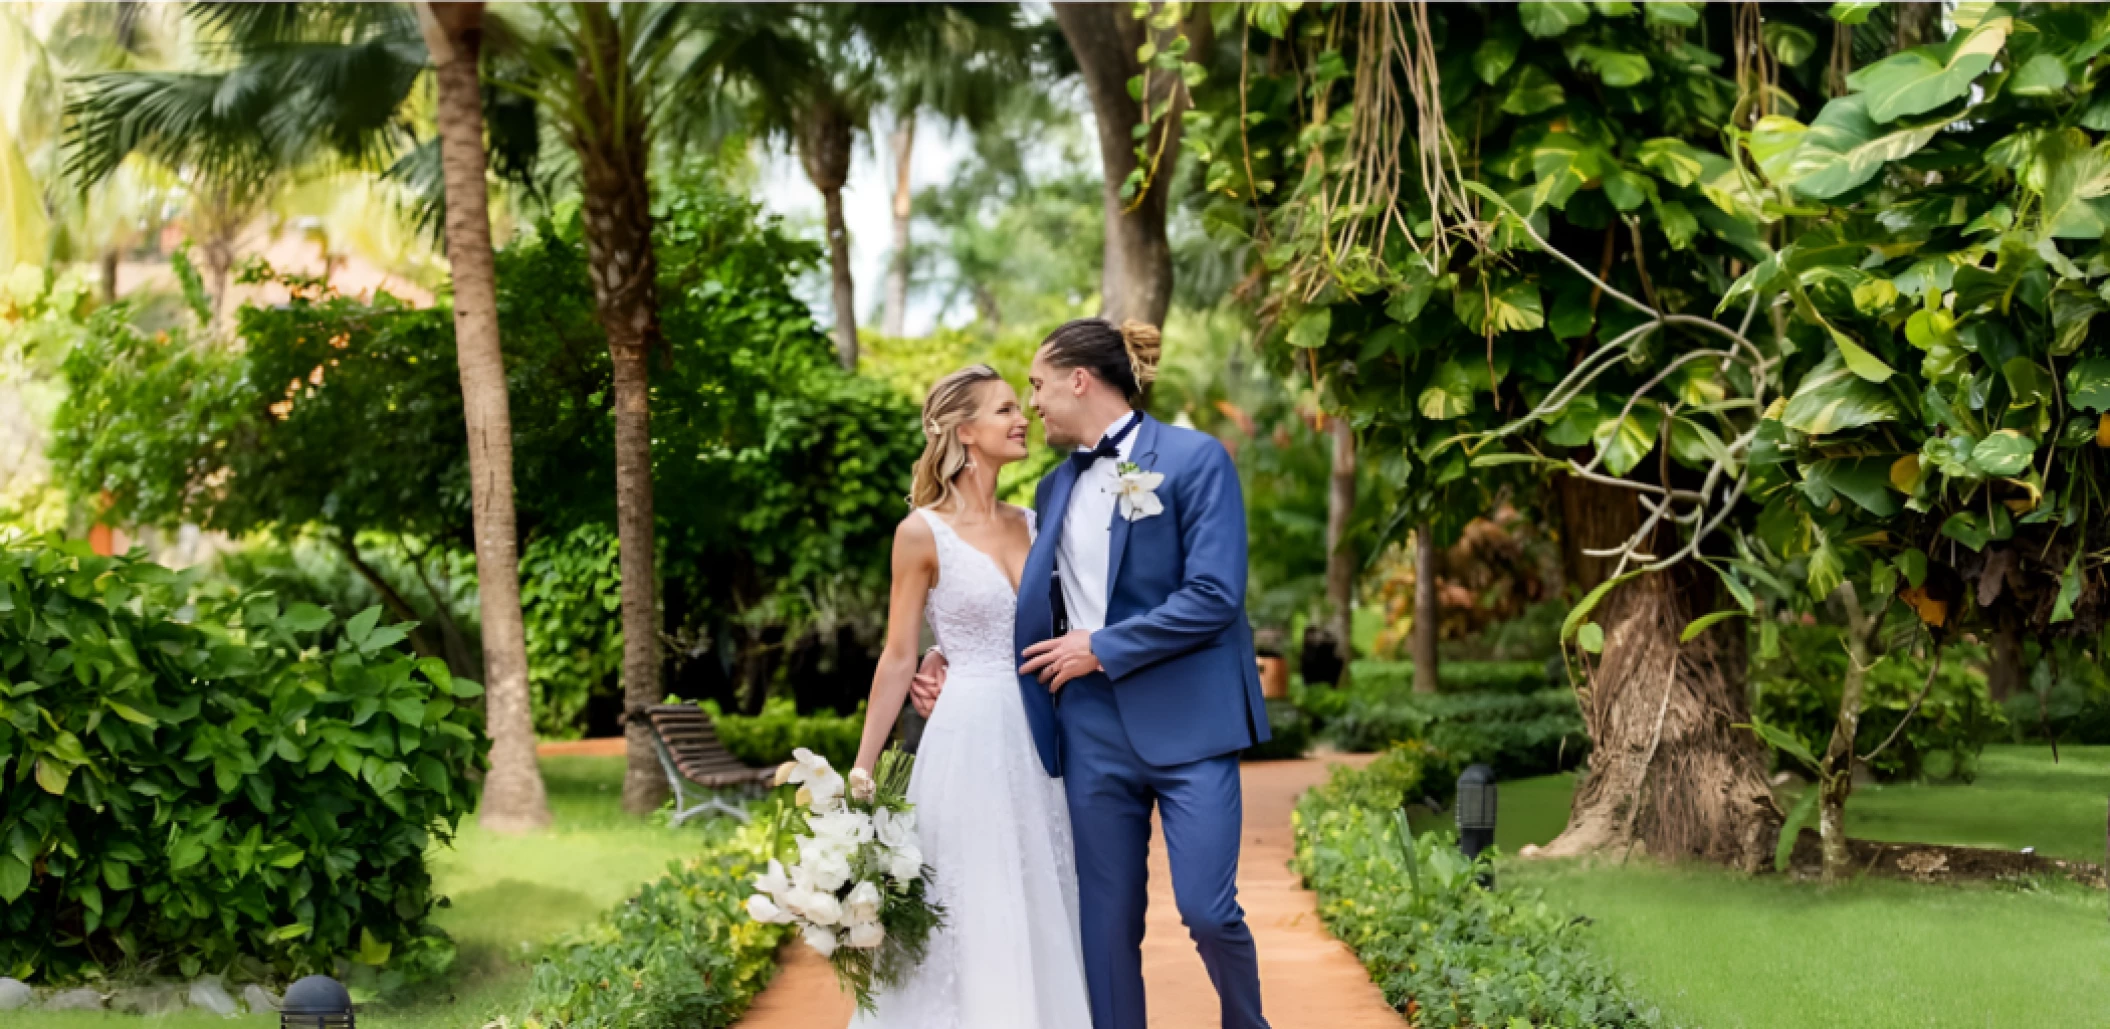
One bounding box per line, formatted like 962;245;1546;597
1324;415;1357;680
1053;3;1207;327
417;0;550;832
883;110;915;338
1413;522;1440;695
823;184;858;367
571;4;667;815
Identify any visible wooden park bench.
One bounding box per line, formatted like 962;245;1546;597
642;704;777;825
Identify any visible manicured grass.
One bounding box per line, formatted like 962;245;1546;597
14;755;716;1029
1510;861;2110;1029
1821;744;2110;862
1438;746;2110;1028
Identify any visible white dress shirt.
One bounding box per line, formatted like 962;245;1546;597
1058;413;1142;633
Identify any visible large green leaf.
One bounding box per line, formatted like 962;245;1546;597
0;854;27;903
1520;1;1590;38
1802;457;1901;516
1757;96;1946;199
2036;134;2110;239
1591;403;1661;476
2066;357;2110;412
1454;279;1545;335
1970;429;2036;477
1775;787;1820;873
1845;16;2009;123
1635;137;1707;186
1286;307;1332;349
1779;351;1902;434
1575;45;1651;87
1502;64;1566;115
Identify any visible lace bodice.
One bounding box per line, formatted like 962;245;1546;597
919;506;1034;676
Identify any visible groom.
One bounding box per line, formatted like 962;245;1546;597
914;317;1272;1029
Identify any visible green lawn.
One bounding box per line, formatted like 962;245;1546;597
1442;746;2110;1028
16;755;710;1029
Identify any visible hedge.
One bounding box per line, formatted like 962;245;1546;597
1309;687;1589;781
0;538;484;986
701;697;862;772
1293;746;1666;1027
521;818;788;1029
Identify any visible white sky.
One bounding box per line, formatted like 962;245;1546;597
752;109;972;339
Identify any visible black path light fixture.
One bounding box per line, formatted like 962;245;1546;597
280;975;354;1029
1455;763;1497;886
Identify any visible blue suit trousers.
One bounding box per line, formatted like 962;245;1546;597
1059;675;1268;1029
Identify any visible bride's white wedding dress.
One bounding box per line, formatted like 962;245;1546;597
849;507;1091;1029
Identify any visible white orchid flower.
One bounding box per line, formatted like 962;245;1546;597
873;808;916;850
753;859;791;898
803;890;843;926
745;894;791;924
846;920;887;950
1110;465;1165;522
802;923;840;958
844;880;883;925
886;844;924;883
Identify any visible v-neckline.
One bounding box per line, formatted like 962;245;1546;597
925;508;1027;596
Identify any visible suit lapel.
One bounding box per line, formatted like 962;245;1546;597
1020;460;1079;643
1104;414;1161;608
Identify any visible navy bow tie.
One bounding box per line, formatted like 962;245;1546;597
1070;413;1142;472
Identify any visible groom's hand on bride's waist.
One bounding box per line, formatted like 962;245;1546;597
910;648;947;717
1020;630;1101;692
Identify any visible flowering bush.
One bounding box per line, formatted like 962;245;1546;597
744;748;941;1011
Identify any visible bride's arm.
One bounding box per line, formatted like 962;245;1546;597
852;514;938;775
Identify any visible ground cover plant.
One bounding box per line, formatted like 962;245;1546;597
700;698;862;773
517;817;786;1029
1292;745;1666;1028
0;538;485;988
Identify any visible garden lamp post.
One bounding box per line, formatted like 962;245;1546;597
1456;763;1497;886
280;976;354;1029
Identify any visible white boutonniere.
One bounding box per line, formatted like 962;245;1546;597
1110;461;1165;522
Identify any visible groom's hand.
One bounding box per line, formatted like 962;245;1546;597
1020;631;1101;692
910;649;948;717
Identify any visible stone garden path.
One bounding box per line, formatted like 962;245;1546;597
735;753;1399;1029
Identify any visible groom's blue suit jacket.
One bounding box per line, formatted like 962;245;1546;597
1014;413;1272;777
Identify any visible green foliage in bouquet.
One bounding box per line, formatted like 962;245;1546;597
0;537;485;986
522;819;788;1029
1293;745;1666;1028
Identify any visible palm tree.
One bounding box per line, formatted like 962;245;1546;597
873;11;1044;338
489;1;680;813
694;4;1034;366
414;0;550;832
64;2;553;831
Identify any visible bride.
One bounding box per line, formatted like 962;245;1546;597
845;364;1091;1028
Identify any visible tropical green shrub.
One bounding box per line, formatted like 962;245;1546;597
522;819;787;1029
1315;685;1588;782
519;525;624;739
1752;621;2003;782
700;698;862;773
1351;659;1558;695
0;538;485;985
1294;747;1665;1028
1243;698;1313;761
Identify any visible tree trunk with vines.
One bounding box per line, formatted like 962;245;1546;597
1413;522;1440;695
1542;475;1779;870
1054;3;1206;327
418;0;551;832
571;5;667;815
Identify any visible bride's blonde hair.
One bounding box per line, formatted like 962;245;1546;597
910;364;1004;510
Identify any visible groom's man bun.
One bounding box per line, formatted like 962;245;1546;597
1041;317;1160;404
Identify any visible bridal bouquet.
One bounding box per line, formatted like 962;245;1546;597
744;746;943;1010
